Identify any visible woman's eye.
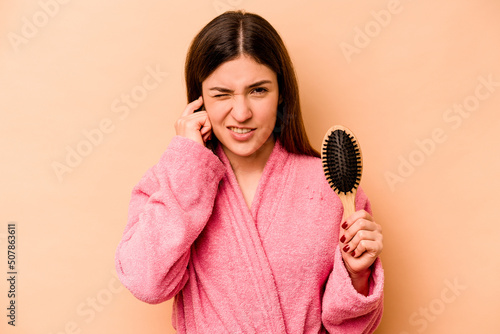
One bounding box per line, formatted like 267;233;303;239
252;87;268;95
214;94;229;98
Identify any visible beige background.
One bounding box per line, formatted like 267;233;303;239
1;0;499;333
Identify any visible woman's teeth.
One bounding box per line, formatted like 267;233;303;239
229;127;252;134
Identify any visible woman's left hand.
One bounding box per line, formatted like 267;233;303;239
339;210;383;290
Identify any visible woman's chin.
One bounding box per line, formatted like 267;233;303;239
221;141;259;158
219;134;274;159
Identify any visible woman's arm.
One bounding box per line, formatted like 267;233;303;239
322;248;384;333
114;136;225;304
321;188;384;333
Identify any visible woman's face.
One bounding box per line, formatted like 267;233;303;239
202;54;280;159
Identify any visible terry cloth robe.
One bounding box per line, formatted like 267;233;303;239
115;136;384;334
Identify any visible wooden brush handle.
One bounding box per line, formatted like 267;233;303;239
338;190;356;222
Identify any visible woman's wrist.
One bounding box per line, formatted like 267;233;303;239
348;268;372;296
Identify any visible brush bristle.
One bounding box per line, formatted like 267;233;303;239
321;128;362;195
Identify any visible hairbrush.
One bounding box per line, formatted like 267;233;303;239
321;125;363;221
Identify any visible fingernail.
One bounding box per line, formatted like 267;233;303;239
343;245;350;252
341;222;348;229
340;235;346;243
351;251;356;257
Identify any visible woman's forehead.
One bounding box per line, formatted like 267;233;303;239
203;55;277;88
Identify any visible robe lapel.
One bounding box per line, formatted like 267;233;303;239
249;140;291;238
215;140;288;333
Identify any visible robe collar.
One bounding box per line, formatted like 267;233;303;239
215;138;291;227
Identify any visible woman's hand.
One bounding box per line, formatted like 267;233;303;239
175;96;212;146
339;210;383;295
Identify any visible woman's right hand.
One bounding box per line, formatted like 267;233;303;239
175;96;212;146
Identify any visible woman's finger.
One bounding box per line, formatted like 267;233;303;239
341;209;372;230
340;218;380;245
175;109;212;146
181;96;204;117
199;114;212;135
200;115;212;142
350;240;383;258
340;227;381;253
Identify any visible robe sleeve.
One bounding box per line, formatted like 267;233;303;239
321;187;384;333
114;136;226;304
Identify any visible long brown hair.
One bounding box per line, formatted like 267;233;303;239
185;10;319;158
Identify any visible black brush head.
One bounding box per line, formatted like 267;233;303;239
321;127;362;195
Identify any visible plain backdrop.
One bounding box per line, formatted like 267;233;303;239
1;0;499;333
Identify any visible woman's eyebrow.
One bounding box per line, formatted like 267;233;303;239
208;80;272;93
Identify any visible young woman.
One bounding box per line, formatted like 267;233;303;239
115;10;384;333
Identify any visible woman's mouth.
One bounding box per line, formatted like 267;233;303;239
227;126;256;141
228;127;254;134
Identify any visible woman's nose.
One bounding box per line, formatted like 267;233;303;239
230;96;252;123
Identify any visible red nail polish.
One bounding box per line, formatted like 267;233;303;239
342;222;348;229
340;235;346;243
351;251;355;257
343;245;350;252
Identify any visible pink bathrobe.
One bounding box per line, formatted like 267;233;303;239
115;136;384;333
